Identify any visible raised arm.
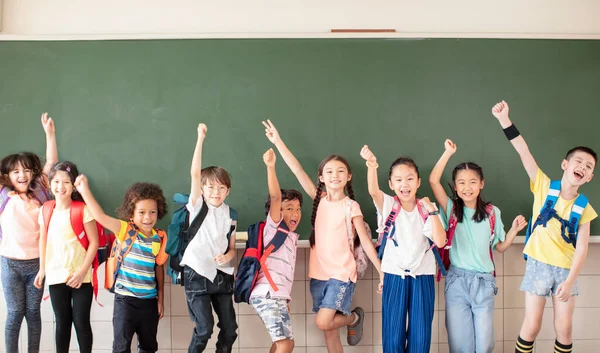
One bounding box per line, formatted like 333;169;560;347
190;123;207;206
74;174;121;234
491;101;538;182
263;120;317;199
360;145;384;210
428;139;456;214
264;148;283;222
495;215;527;253
41;113;58;176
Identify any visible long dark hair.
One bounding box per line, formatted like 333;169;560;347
310;155;355;247
0;152;48;199
48;161;84;202
388;156;420;179
450;162;490;223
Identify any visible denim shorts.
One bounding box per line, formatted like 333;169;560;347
520;258;579;297
310;278;355;316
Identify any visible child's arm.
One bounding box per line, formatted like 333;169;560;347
495;215;527;253
429;139;456;214
360;145;384;211
41;113;58;176
66;220;99;288
353;216;383;292
556;222;591;302
33;218;48;289
491;101;539;182
263;120;317;200
155;265;165;319
419;197;447;248
190;124;208;206
264;148;283;222
74;175;121;235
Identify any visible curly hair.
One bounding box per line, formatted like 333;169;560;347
116;182;168;220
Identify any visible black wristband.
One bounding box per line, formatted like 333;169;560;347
503;124;520;140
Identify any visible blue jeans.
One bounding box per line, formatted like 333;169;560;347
445;266;497;353
0;256;43;353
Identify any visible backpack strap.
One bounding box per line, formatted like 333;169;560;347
259;222;290;292
70;201;89;249
376;197;402;258
0;187;10;214
180;200;209;255
345;199;357;252
225;207;238;255
110;223;138;292
485;204;497;277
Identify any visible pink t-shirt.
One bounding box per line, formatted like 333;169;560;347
0;191;42;260
251;213;299;301
308;196;362;283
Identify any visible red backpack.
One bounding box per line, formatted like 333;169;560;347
437;203;496;281
42;200;115;304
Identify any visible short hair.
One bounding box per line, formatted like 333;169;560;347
565;146;597;165
116;182;168;220
200;166;232;189
264;189;303;216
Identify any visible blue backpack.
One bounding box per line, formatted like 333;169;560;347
166;193;237;285
524;180;588;260
234;220;290;304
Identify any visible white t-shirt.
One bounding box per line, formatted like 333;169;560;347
375;193;440;277
180;198;236;282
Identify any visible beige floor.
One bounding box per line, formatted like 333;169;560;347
2;244;600;353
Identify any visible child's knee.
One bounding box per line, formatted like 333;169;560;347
274;339;294;353
554;319;573;340
315;315;333;331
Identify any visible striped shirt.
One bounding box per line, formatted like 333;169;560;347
114;220;166;299
250;213;299;301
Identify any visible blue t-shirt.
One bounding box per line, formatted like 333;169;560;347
441;199;506;273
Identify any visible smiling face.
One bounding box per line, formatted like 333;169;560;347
202;179;230;207
281;199;302;232
7;161;33;194
453;169;484;206
562;151;595;186
319;159;351;193
388;163;421;203
50;170;74;202
131;199;158;235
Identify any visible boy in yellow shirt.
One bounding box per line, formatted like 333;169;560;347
492;101;597;353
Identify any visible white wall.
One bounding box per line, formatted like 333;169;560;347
1;0;600;39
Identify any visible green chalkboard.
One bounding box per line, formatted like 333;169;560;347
1;39;599;238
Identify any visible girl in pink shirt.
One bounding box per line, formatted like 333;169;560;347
0;113;58;353
263;120;382;352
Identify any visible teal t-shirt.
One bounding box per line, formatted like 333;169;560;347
442;199;506;273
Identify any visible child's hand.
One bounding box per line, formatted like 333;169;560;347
66;269;85;289
41;112;55;136
555;281;573;302
74;175;90;194
444;139;457;155
419;197;437;213
263;148;276;167
158;302;164;320
360;145;377;163
262;119;282;145
511;215;528;232
214;253;233;266
34;270;45;289
492;100;510;121
198;123;208;139
377;273;384;294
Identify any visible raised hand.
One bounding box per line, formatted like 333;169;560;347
263;148;276;167
262;119;282;145
492;100;510;121
198;123;208;139
444;139;457;155
360;145;377;163
41;112;55;136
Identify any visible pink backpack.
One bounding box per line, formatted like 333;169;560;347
344;199;371;279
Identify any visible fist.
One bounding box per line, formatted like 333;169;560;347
263;148;276;167
492;100;510;120
360;145;377;163
512;215;528;232
444;139;457;154
74;174;89;193
198;123;208;137
419;197;436;213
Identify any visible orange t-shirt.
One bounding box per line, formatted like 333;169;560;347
308;196;362;283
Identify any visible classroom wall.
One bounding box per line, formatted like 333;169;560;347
1;0;600;39
2;244;600;353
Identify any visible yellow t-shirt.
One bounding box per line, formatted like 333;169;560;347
524;168;597;269
38;205;95;285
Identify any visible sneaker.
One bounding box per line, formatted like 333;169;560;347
347;307;364;346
